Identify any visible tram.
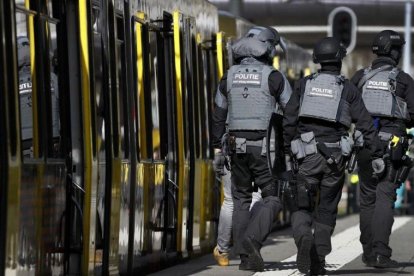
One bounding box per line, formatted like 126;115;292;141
0;0;313;275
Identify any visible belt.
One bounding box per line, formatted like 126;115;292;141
323;141;341;148
246;139;265;147
379;131;393;142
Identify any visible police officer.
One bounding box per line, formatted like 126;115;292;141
18;36;34;155
212;26;292;271
17;36;60;157
351;30;414;268
283;37;383;274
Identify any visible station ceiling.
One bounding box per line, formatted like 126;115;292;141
210;0;413;48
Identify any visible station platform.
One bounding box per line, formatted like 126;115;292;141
151;214;414;276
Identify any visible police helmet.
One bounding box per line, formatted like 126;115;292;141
372;30;405;55
312;37;346;64
17;36;31;67
245;26;280;59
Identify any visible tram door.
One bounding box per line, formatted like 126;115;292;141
89;1;109;272
132;12;176;272
11;0;69;274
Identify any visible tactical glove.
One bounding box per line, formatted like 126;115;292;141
213;151;226;176
372;158;385;176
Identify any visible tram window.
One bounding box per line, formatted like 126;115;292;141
114;0;124;12
116;15;128;159
47;22;61;157
92;7;101;32
15;11;34;158
148;31;161;160
133;20;145;160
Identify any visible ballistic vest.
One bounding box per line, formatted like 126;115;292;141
299;73;351;128
227;61;277;131
18;66;60;141
360;67;409;120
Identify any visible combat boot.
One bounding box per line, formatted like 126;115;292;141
239;237;264;272
361;253;375;267
373;254;399;268
296;235;313;274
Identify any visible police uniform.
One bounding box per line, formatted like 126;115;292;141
17;36;60;156
212;27;292;272
283;38;382;274
351;54;414;266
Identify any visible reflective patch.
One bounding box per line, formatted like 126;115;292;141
19;82;32;95
232;72;262;87
366;80;389;91
308;87;334;98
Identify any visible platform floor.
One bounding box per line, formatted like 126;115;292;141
151;214;414;275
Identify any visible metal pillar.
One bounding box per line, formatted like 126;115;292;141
403;0;411;74
229;0;242;17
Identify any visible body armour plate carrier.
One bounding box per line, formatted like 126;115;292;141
227;63;278;131
299;73;351;128
361;67;409;120
19;65;60;141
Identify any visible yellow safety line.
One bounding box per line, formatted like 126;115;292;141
173;10;185;252
135;12;147;160
78;0;96;274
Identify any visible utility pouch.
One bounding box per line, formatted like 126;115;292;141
235;137;247;154
291;139;306;160
340;135;354;157
291;131;317;160
396;155;412;183
301;132;318;157
261;138;267;157
389;136;407;162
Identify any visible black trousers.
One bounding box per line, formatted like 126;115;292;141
291;152;346;261
357;148;400;258
231;146;282;255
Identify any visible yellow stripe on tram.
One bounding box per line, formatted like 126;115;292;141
216;32;224;79
135;12;147;160
78;0;97;274
25;0;39;158
173;10;185;252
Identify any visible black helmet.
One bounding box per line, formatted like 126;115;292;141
17;36;30;67
245;26;280;59
313;37;346;64
372;30;405;55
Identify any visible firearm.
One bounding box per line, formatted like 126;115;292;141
347;130;364;173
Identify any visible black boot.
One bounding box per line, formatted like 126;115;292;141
361;252;375;267
373;254;399;268
310;245;326;275
239;237;264;272
297;235;313;274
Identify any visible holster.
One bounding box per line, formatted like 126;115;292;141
261;181;281;198
282;180;298;212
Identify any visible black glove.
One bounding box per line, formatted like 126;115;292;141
213;151;226;176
